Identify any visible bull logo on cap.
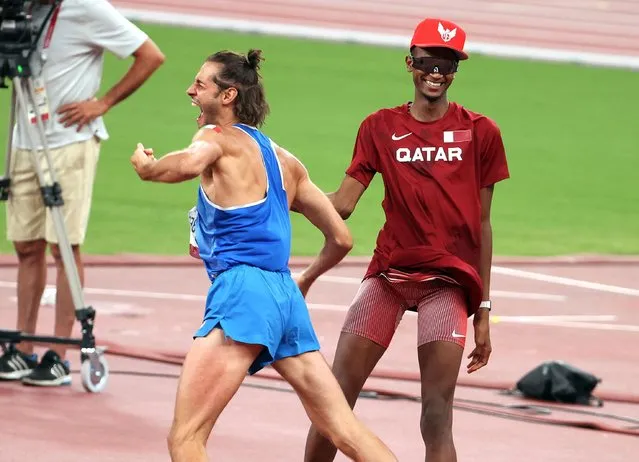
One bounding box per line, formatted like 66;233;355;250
437;22;457;42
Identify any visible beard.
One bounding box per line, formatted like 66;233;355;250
196;106;219;128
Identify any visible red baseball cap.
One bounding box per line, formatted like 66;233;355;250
410;18;469;61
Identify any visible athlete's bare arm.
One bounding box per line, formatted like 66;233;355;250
130;127;223;183
327;175;367;219
466;184;494;373
287;157;353;296
478;185;495;303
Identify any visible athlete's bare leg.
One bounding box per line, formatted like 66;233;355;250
417;340;463;462
305;277;402;461
414;281;467;462
294;339;392;462
167;328;263;462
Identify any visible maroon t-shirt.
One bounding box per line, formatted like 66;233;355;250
346;102;510;315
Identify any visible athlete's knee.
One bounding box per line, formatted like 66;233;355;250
303;401;353;456
167;421;202;459
313;418;397;462
420;394;454;445
305;425;339;462
316;420;359;459
331;334;384;407
166;426;179;455
167;407;208;455
304;396;382;460
330;365;361;408
167;424;180;456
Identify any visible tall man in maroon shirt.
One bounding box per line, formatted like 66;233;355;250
304;18;510;462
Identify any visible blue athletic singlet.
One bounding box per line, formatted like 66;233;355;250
193;123;291;280
190;123;320;375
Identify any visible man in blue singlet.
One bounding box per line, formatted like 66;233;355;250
129;50;397;462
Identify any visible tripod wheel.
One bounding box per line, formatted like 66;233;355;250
80;349;109;393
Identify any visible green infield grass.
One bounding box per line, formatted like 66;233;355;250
0;23;637;256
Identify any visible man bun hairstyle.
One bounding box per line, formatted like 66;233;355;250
207;49;270;127
246;49;264;71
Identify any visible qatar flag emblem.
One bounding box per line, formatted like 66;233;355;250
443;130;472;143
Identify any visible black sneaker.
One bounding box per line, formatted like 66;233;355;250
0;346;38;380
21;350;72;387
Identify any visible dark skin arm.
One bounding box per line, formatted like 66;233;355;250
325;175;368;219
466;184;494;373
291;174;366;219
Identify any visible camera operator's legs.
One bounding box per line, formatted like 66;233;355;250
21;137;100;387
48;243;84;360
0;145;50;381
0;138;100;386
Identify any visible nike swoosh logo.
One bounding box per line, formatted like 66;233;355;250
392;132;412;141
452;331;465;338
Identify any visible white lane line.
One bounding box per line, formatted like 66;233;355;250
492;267;639;297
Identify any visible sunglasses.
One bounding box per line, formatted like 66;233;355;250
410;56;459;75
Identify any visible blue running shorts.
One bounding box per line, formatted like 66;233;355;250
194;264;321;375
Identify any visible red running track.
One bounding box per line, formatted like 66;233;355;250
112;0;639;58
2;3;639;459
0;259;638;460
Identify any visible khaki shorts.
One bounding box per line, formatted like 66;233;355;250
5;137;100;245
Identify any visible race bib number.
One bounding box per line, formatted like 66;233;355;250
26;77;51;125
188;207;200;259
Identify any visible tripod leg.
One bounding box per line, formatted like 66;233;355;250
25;78;87;314
11;77;96;347
4;86;16;173
12;78;86;313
